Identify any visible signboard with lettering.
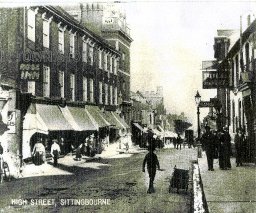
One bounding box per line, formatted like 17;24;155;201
202;71;229;89
199;101;215;108
20;63;40;80
7;111;16;133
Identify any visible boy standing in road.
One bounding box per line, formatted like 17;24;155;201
142;145;160;194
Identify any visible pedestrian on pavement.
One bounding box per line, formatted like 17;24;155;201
219;126;232;170
173;137;177;149
51;139;61;167
201;126;216;171
176;134;182;150
32;139;46;165
142;145;160;194
234;128;244;167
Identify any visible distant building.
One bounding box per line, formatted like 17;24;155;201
140;86;164;109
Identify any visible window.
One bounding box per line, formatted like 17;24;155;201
43;66;50;97
90;79;94;103
109;85;113;105
245;43;250;69
232;100;235;133
99;81;103;104
122;52;125;61
58;28;65;54
70;32;75;58
89;46;94;65
98;50;102;69
104;52;108;71
114;58;117;75
114;87;117;105
59;71;64;98
27;8;36;42
235;55;239;87
83;77;87;101
70;74;75;101
109;56;113;73
105;83;108;105
82;40;88;62
43;19;50;48
27;81;35;95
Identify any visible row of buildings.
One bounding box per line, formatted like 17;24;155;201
130;86;167;148
202;13;256;163
0;3;132;176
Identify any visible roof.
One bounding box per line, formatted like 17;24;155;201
42;6;121;57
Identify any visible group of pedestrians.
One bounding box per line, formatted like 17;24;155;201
32;139;61;166
201;125;246;171
201;126;232;171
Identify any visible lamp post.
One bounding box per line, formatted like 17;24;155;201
195;91;201;138
195;91;202;158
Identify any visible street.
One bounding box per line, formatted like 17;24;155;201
0;147;197;213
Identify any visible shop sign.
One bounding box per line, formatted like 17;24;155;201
199;101;215;108
7;111;16;133
202;71;229;89
20;63;40;80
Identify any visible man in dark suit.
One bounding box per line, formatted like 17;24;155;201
142;145;160;194
201;126;216;171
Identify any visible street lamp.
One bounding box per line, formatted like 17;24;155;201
195;91;202;158
194;91;201;139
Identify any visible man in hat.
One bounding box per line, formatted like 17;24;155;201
219;126;232;169
201;126;216;171
51;139;61;166
142;145;160;193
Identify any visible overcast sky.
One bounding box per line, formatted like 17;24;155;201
0;0;255;128
123;0;256;125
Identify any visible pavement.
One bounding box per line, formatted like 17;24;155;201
198;151;256;213
21;143;147;178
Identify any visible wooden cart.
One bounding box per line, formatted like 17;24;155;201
169;165;189;193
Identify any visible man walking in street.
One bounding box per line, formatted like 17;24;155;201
201;126;216;171
234;128;244;167
142;145;160;194
51;139;61;167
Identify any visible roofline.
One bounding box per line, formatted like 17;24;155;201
43;5;121;56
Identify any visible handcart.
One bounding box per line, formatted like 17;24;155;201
169;165;189;193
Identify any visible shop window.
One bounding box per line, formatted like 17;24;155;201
27;81;35;95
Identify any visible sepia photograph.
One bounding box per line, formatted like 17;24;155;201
0;0;255;212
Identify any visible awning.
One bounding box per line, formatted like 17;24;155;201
35;103;73;131
133;123;147;133
112;112;130;129
103;111;123;129
85;105;110;128
60;106;97;131
157;125;164;132
23;104;49;134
